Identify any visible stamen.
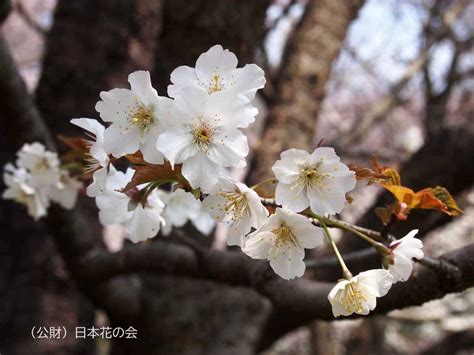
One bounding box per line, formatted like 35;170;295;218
340;283;368;313
293;165;328;193
189;122;215;152
272;224;300;248
33;158;50;172
208;74;224;94
221;192;249;222
83;139;101;174
129;102;154;133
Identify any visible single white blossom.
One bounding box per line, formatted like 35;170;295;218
328;269;393;317
387;229;424;282
242;208;324;280
2;163;48;220
168;45;265;127
159;189;216;236
202;177;268;246
95;70;172;163
71;118;111;197
95;169;165;243
272;148;356;215
49;172;82;209
16;142;60;187
156;86;249;191
190;209;216;235
159;189;202;235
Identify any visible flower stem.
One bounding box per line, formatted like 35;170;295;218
251;178;277;191
316;214;390;256
318;217;353;280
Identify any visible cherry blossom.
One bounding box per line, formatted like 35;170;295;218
16;142;60;187
168;45;265;127
159;189;216;236
160;189;199;234
242;208;324;280
202;177;268;246
328;269;393;317
156;86;249;191
386;229;424;282
71;118;110;197
95;71;172;164
2;163;48;220
189;209;216;235
272;147;356;215
95;169;165;243
48;171;82;209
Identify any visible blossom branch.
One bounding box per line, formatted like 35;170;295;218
77;237;474;322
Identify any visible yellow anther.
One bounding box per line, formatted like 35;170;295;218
129;104;154;132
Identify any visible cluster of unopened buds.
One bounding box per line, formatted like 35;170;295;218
7;44;456;318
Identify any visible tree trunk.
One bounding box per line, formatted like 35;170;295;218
247;0;365;190
0;34;95;355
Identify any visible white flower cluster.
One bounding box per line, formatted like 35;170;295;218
2;142;81;219
2;45;425;319
328;230;423;317
72;44;263;243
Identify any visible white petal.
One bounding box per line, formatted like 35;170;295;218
181;153;220;191
156;128;196;166
95;88;136;124
97;193;131;225
238;105;259;128
103;124;141;158
362;293;377;313
207;129;248;167
168;66;198;98
357;269;393;297
87;166;109;197
231;64;266;102
331;300;352;318
275;182;310;213
272;149;308;183
306;147;339;165
125;205;162;243
308;187;347;215
227;214;252;246
204;91;248;129
195;45;238;84
201;194;228;222
174;86;209;118
71;118;108;166
389;255;414;282
268;243;306;280
191;211;215;235
328;281;353;317
290;219;324;249
140;130;165;164
242;231;275;259
71;118;105;138
128;70;157;106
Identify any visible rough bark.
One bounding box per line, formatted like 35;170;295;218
35;0;161;138
153;0;270;94
247;0;365;190
76;235;474;330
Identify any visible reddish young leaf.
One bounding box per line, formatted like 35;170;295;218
122;161;179;192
